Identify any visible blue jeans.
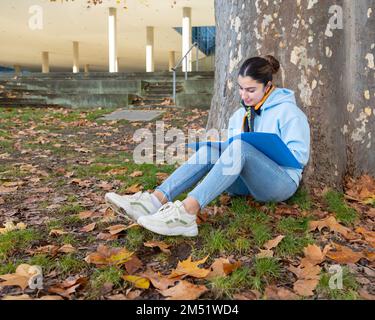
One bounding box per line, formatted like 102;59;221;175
155;140;298;209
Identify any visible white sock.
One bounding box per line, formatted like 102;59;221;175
150;193;163;209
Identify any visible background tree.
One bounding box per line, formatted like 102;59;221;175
207;0;375;190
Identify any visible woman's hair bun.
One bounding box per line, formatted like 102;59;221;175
262;55;280;74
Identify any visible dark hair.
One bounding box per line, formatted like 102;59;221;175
238;55;280;86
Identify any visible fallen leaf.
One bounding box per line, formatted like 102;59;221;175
124;256;143;274
144;241;171;254
308;216;355;239
0;221;27;234
301;244;331;266
326;243;363;264
207;258;241;279
106;224;127;235
169;256;210;279
355;227;375;247
85;244;134;266
264;285;299;300
130;171;143;177
123;275;150;289
78;211;95;220
264;235;285;250
293;279;319;297
124;184;143;194
49;229;68;236
58;244;76;254
80;222;96;233
48;276;87;299
140;269;179;291
159;280;208;300
0;264;42;291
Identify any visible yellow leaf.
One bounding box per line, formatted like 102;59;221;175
169;255;210;279
123;275;150;289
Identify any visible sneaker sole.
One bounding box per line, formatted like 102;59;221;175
138;220;198;237
105;198;135;223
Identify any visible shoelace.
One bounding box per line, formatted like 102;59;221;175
157;201;183;221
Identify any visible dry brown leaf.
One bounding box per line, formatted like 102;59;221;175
78;211;95;220
80;222;96;233
124;184;143;194
84;244;134;266
97;232;119;241
159;280;208;300
0;221;27;234
264;285;299;300
293;279;319;297
288;263;321;280
264;235;285;250
169;256;210;279
233;290;261;300
355;227;375;247
58;244;76;254
326;243;364;264
308;216;355;239
48;276;87;299
124;255;143;275
0;264;42;291
130;171;143;177
106;224;127;235
207;258;241;279
301;244;331;266
143;241;171;254
49;229;68;236
140;269;179;291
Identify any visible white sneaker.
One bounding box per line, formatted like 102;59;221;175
104;191;160;222
137;200;198;237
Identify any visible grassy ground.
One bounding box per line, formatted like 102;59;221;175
0;106;374;300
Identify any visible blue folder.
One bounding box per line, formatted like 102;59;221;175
185;132;303;169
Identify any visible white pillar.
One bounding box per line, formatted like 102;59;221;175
168;51;175;72
73;41;80;73
146;26;154;72
108;7;118;73
42;51;49;73
84;64;90;73
182;7;192;72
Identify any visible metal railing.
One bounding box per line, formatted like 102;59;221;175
171;42;199;102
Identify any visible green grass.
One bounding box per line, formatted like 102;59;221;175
125;227;146;251
28;254;56;274
324;190;358;225
209;267;252;299
89;266;124;299
57;254;86;275
317;267;359;300
251;224;273;247
202;229;231;255
287;187;312;211
0;229;40;262
233;237;252;255
0;262;17;275
276;216;310;235
275;234;314;257
57;203;85;216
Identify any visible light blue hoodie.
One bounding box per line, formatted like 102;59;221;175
227;88;310;187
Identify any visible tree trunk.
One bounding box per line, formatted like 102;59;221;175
207;0;375;190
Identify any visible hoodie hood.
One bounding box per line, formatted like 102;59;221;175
261;88;297;111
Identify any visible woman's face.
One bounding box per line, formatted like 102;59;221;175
238;75;269;107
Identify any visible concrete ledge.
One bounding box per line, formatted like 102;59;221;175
183;79;214;94
176;93;212;109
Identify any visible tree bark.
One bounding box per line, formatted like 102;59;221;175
207;0;375;190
